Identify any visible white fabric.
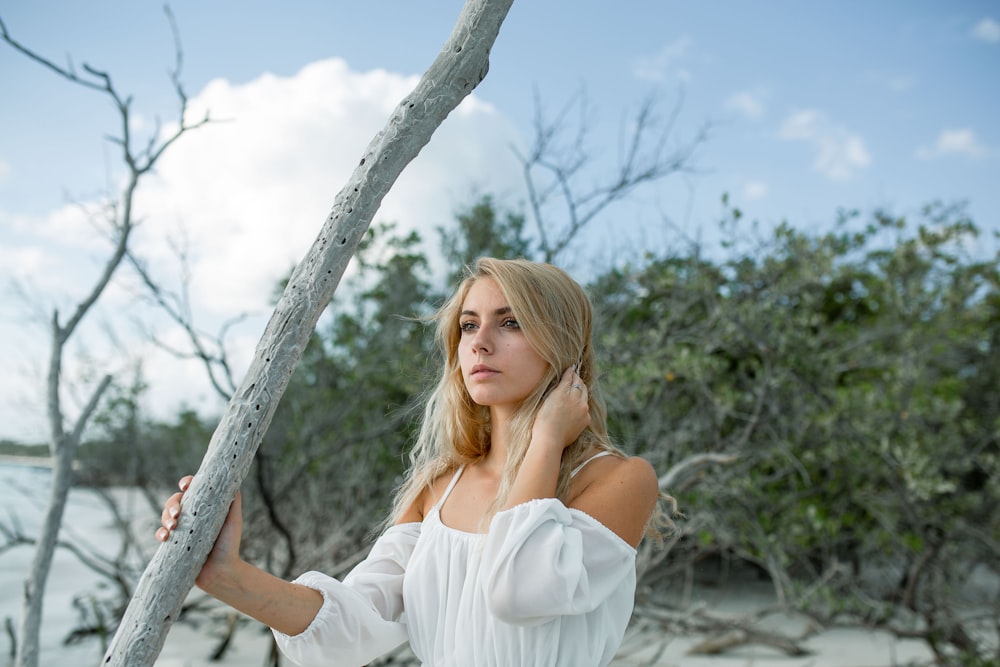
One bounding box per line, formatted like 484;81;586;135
273;467;637;667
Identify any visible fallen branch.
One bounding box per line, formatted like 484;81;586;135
688;628;810;656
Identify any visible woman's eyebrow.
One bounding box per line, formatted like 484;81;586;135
460;306;513;317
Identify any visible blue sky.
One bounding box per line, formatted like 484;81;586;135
1;1;997;442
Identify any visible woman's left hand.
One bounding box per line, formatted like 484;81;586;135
532;366;591;450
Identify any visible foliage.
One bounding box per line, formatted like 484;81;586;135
0;441;49;457
591;199;998;662
74;195;999;663
438;194;533;284
76;367;211;489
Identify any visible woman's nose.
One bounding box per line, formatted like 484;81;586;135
471;326;492;352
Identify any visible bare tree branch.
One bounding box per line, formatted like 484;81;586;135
126;251;241;400
2;10;214;666
515;89;708;262
657;452;739;491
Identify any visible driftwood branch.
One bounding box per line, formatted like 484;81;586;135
658;452;739;491
632;602;817;659
102;1;514;665
688;628;811;656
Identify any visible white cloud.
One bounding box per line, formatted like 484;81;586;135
633;36;694;83
742;181;768;200
725;91;765;120
132;57;524;314
778;109;871;181
2;204;125;300
0;57;527;439
778;110;821;140
972;18;1000;43
0;242;47;281
916;128;987;159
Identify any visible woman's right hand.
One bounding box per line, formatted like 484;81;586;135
154;476;324;635
155;475;244;592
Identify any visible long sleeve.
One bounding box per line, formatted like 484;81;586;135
480;498;636;626
272;522;420;667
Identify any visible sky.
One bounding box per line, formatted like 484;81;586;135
1;1;997;443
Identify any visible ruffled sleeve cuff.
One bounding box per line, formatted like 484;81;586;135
272;523;419;667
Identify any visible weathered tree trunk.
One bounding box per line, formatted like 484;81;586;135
14;437;78;667
102;1;514;665
14;349;113;667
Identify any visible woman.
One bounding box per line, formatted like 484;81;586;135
157;257;668;666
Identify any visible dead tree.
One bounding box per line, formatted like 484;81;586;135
518;89;707;263
102;1;515;665
0;10;211;667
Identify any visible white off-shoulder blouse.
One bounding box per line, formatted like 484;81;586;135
273;458;637;666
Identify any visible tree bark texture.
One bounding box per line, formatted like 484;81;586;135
102;1;514;665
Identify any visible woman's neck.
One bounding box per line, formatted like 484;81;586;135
481;407;514;474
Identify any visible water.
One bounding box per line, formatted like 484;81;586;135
0;464;274;667
0;463;155;666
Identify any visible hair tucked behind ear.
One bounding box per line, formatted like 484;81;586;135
387;257;675;539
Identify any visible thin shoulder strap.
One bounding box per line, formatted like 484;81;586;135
570;451;615;478
434;466;465;510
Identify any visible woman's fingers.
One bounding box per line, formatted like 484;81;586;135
156;475;195;542
156;492;183;541
533;365;591;449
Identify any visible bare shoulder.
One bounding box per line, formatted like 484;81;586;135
573;453;657;496
570;454;660;548
601;455;659;508
395;468;458;525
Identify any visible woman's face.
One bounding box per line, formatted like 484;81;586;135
458;278;549;415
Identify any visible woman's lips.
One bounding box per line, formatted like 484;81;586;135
470;364;498;378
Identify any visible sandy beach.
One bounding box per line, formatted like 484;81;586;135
1;463;936;667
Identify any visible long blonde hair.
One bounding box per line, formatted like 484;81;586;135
389;257;663;532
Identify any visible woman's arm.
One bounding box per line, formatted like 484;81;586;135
198;554;324;637
504;367;658;547
503;366;590;510
157;475;419;666
481;493;641;625
157;477;322;636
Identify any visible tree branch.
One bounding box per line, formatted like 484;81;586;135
658;452;739;491
516;89;707;262
103;2;515;664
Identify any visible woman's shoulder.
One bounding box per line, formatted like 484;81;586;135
573;449;657;487
569;452;660;547
569;451;658;506
395;464;463;525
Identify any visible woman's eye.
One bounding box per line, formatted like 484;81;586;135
500;318;520;329
459;321;478;333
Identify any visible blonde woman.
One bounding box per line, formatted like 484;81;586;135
157;257;667;666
